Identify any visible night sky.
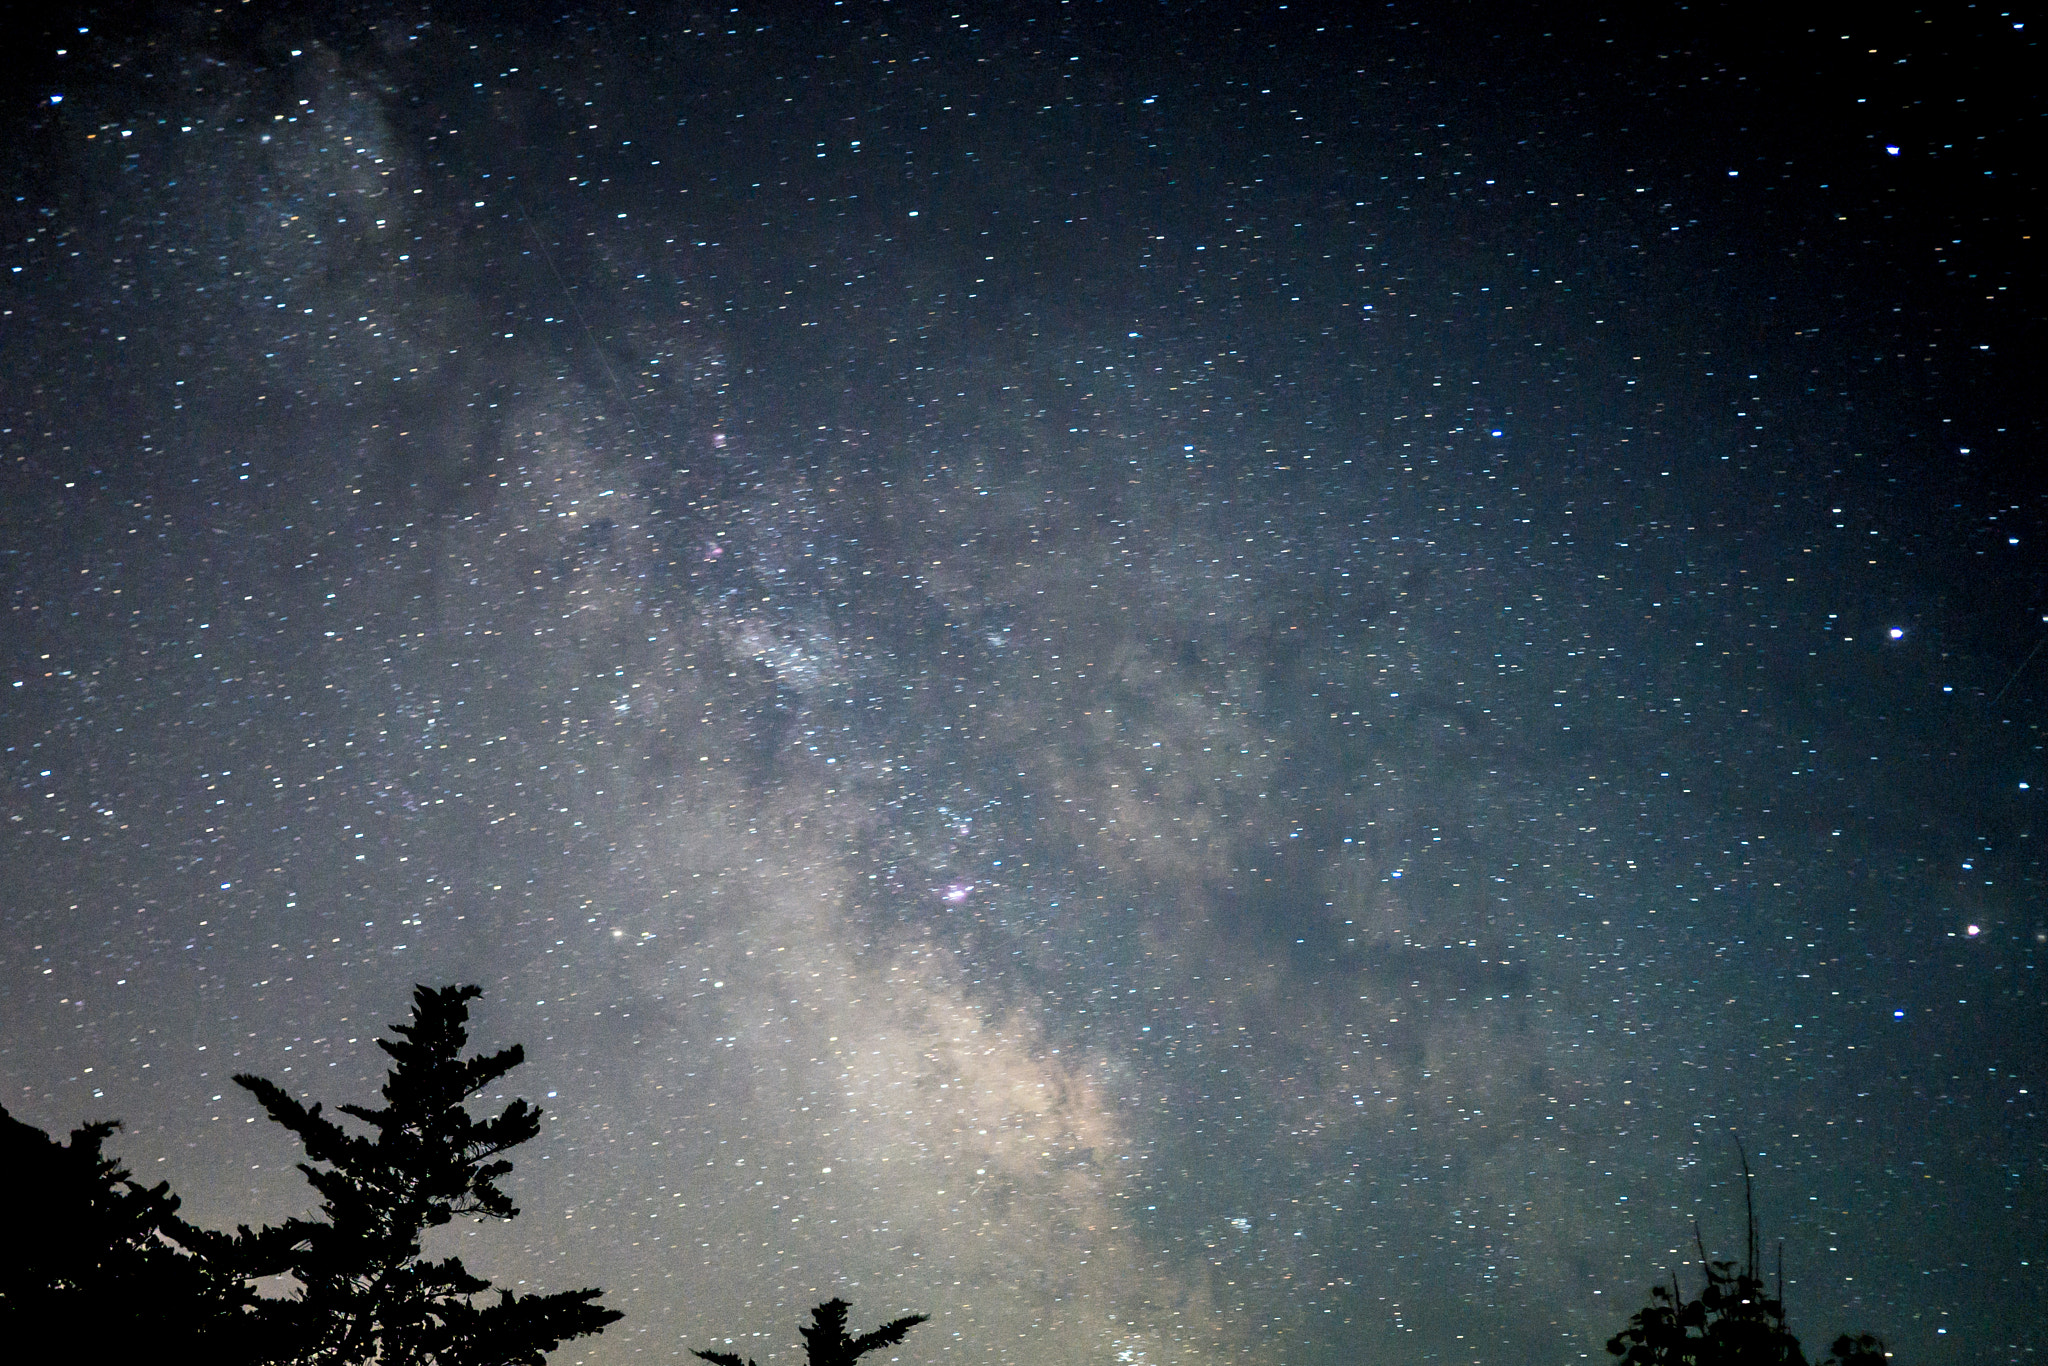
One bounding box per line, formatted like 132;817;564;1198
2;4;2041;1364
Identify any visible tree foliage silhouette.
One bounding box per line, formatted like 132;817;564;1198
1821;1334;1891;1365
694;1297;929;1366
2;983;619;1366
0;1106;260;1355
215;983;621;1365
1606;1148;1888;1366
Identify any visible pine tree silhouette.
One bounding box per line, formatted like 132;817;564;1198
0;1106;259;1356
210;983;621;1364
694;1297;929;1366
2;984;618;1364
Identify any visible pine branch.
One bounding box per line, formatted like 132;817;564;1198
693;1352;764;1366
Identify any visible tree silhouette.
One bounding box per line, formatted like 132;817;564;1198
0;1106;260;1356
1607;1148;1889;1366
204;983;622;1365
694;1297;929;1366
3;984;618;1363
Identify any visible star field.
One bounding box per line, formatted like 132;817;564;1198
1;5;2041;1365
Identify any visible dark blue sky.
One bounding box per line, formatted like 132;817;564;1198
2;4;2040;1364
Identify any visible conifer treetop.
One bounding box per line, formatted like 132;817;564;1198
694;1297;929;1366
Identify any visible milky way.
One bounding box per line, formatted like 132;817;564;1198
2;7;2040;1365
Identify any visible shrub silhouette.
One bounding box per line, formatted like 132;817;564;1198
694;1297;929;1366
1606;1149;1889;1366
1821;1334;1891;1365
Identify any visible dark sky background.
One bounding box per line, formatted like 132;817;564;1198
2;3;2041;1364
